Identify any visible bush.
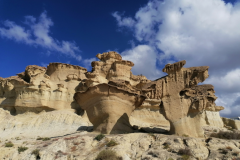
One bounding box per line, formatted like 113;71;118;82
36;137;51;141
178;148;192;156
94;134;105;141
32;149;40;157
18;146;28;153
163;142;171;149
5;141;14;147
181;154;190;160
95;150;122;160
106;140;118;147
42;137;51;141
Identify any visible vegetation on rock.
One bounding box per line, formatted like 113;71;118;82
94;134;105;141
95;150;122;160
18;146;28;153
5;141;14;147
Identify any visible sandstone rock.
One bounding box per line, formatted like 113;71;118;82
0;63;87;114
74;83;146;134
84;51;150;88
0;108;91;139
222;117;240;130
141;60;222;137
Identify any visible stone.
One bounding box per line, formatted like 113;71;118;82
141;60;222;137
74;83;146;134
84;51;150;88
222;117;240;130
0;63;87;114
0;51;226;138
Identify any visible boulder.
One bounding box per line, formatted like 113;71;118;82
222;117;240;130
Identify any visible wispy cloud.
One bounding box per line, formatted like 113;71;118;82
112;0;240;117
0;11;82;61
83;57;97;71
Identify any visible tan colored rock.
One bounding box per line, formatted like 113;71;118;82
130;108;170;128
74;83;146;134
204;111;224;128
84;51;150;88
222;117;240;130
0;63;87;114
141;60;222;137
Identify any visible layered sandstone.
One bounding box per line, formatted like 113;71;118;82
0;51;228;138
0;63;87;114
83;51;150;88
74;83;146;134
139;61;224;137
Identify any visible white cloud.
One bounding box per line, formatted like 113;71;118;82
83;57;97;71
113;0;240;117
112;12;136;28
0;11;82;61
121;45;164;80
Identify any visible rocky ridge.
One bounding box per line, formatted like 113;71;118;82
0;51;239;160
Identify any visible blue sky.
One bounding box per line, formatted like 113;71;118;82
0;0;240;118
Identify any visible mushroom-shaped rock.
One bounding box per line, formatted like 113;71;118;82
74;83;146;134
158;61;210;137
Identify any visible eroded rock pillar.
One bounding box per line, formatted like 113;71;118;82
74;83;146;134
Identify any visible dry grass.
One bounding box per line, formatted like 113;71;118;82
31;149;40;157
18;146;28;153
37;137;51;141
94;134;105;141
5;141;14;147
95;150;122;160
106;140;118;147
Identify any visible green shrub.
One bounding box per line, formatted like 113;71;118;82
94;134;105;141
5;141;14;147
18;146;28;153
32;149;40;157
178;148;192;156
181;155;190;160
168;158;174;160
106;140;118;147
42;137;51;141
182;134;189;137
95;150;122;160
163;144;170;149
163;142;171;149
37;137;51;141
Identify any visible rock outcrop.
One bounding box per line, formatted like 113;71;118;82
83;51;150;88
0;51;228;138
222;117;240;130
0;63;87;114
74;83;146;134
140;61;224;137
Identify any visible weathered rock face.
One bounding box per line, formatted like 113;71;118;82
84;51;150;88
74;83;146;134
140;61;224;137
222;117;240;130
0;51;227;138
0;63;87;114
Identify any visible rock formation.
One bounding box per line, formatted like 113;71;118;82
0;63;87;114
0;51;229;138
74;83;146;134
83;51;150;88
140;61;224;137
